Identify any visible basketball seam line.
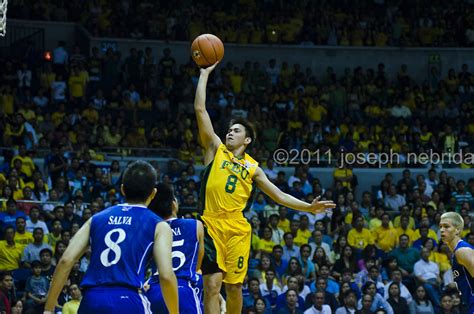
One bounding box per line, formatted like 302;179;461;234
197;38;212;65
204;35;218;64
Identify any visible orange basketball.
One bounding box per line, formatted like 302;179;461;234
191;34;224;67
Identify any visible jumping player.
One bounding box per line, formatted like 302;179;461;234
194;62;336;314
440;211;474;313
44;161;179;314
145;183;204;313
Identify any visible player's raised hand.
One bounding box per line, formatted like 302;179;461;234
200;61;219;75
310;196;336;214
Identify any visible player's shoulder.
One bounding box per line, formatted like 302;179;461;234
455;239;474;251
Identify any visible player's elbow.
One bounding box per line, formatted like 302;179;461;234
159;269;176;283
57;255;75;268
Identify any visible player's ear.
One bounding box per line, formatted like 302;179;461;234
149;188;157;201
172;198;179;212
120;184;125;197
244;136;252;145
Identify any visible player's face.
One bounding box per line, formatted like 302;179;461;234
226;124;249;149
440;219;459;242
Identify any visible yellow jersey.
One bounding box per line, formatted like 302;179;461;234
201;144;259;216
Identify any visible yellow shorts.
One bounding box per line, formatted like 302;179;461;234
201;211;251;284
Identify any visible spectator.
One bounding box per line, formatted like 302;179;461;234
413;248;441;308
24;260;49;313
61;283;82;314
0;199;27;227
21;228;52;269
276;288;304;314
409;285;434;314
384;185;406;211
304;291;331;314
39;248;55;280
0;226;22;271
386;282;409;314
335;290;358;314
388;235;420;277
357;282;393;314
0;272;14;313
282;233;300;261
373;213;398;253
383;269;412;304
348;216;374;251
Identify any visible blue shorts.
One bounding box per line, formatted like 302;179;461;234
146;278;202;314
78;286;151;314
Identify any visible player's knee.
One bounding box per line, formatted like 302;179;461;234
204;278;221;295
225;283;242;295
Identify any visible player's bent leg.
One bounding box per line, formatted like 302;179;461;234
225;283;243;314
204;272;223;314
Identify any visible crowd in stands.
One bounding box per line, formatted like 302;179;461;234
0;34;473;312
0;42;474;168
9;0;474;47
0;141;473;313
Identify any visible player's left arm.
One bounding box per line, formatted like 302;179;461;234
196;220;205;272
455;247;474;277
44;219;91;312
254;167;335;214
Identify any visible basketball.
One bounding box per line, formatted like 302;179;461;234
191;34;224;67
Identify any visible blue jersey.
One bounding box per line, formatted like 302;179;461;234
146;218;201;314
149;218;199;283
81;204;162;289
453;240;474;308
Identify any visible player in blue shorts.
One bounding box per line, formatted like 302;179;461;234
440;211;474;313
44;161;179;314
145;183;204;314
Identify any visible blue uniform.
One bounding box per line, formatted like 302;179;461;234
78;204;162;314
146;218;202;314
452;240;474;313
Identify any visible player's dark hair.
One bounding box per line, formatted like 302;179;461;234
149;183;175;219
122;160;157;203
229;118;256;145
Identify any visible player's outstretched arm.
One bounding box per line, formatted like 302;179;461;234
194;62;222;157
254;167;336;214
196;220;205;272
455;247;474;277
44;219;91;313
154;221;179;314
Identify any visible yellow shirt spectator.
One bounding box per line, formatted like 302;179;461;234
395;227;416;245
393;215;415;229
82;107;99;124
348;226;374;250
11;155;35;178
252;233;260;251
293;234;308;248
430;251;450;272
297;228;311;244
0;240;22;271
374;225;398;252
258;239;277;254
62;299;81;314
307;103;327;122
278;218;290;233
68;74;86;98
412;228;439;242
14;231;34;249
333;168;353;190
